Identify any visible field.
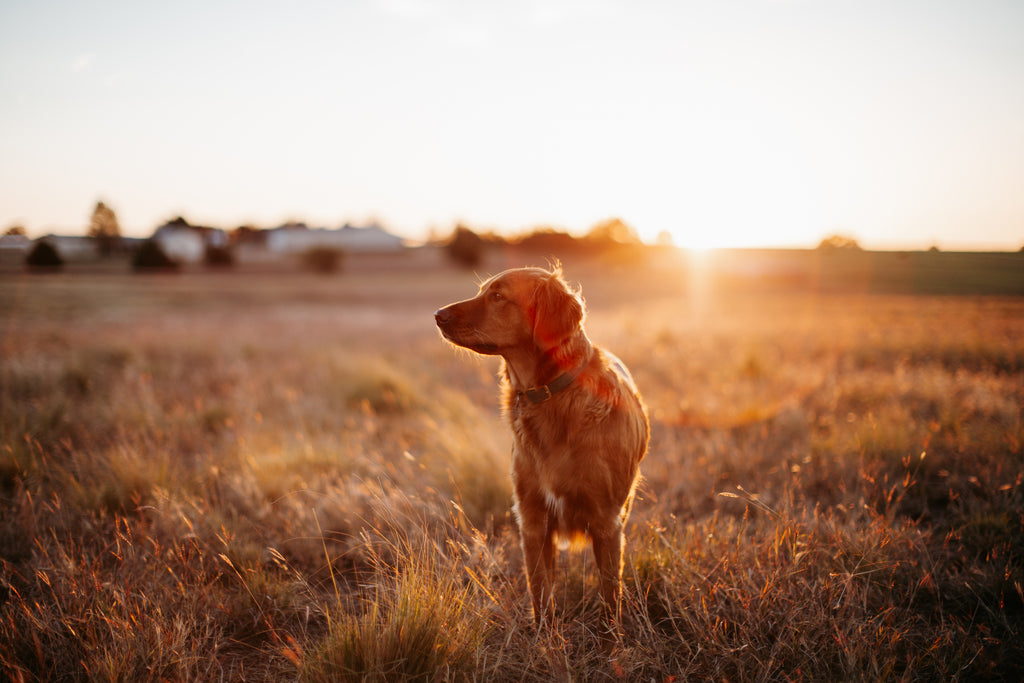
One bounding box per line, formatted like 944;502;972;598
2;250;1023;681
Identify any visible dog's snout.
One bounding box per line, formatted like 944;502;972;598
434;307;453;327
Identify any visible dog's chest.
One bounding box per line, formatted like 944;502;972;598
511;410;581;490
508;402;584;472
509;407;547;455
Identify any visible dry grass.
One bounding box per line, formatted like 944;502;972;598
2;258;1023;681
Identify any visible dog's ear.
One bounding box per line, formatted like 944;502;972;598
531;271;584;349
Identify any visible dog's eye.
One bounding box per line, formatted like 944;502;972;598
489;290;503;302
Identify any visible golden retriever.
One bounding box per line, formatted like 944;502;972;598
435;265;649;629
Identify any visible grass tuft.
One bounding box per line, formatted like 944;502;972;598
302;548;492;682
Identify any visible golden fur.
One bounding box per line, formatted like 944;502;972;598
435;266;649;627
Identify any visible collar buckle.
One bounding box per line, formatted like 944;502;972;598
519;361;586;405
529;385;553;403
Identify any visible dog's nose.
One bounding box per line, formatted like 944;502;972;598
434;307;453;326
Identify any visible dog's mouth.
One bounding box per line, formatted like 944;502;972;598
469;341;500;353
440;329;500;354
437;323;500;355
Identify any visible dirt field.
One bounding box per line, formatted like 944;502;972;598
2;253;1023;680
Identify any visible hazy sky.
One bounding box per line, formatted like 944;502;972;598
2;0;1022;249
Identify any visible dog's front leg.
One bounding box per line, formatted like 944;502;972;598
520;521;556;626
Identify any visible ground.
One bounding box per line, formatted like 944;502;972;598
2;250;1023;680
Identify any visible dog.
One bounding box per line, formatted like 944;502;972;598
435;265;648;629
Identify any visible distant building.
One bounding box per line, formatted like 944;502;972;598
337;222;405;251
35;235;99;261
266;222;404;254
152;218;229;264
0;234;31;252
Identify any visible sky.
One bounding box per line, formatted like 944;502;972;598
1;0;1022;250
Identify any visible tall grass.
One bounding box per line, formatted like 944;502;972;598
1;265;1022;680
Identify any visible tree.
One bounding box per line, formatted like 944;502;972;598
587;217;641;245
516;227;575;253
88;201;121;256
817;234;862;251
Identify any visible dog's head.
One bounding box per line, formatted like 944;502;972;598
434;266;584;356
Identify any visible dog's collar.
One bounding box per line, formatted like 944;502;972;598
516;361;586;405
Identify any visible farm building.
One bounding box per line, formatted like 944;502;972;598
266;223;404;254
153;219;229;264
34;235;99;261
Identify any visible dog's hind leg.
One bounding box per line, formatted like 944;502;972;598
591;523;625;634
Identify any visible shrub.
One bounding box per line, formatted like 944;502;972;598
132;240;179;271
302;247;344;274
203;245;235;268
445;226;484;268
25;240;64;270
